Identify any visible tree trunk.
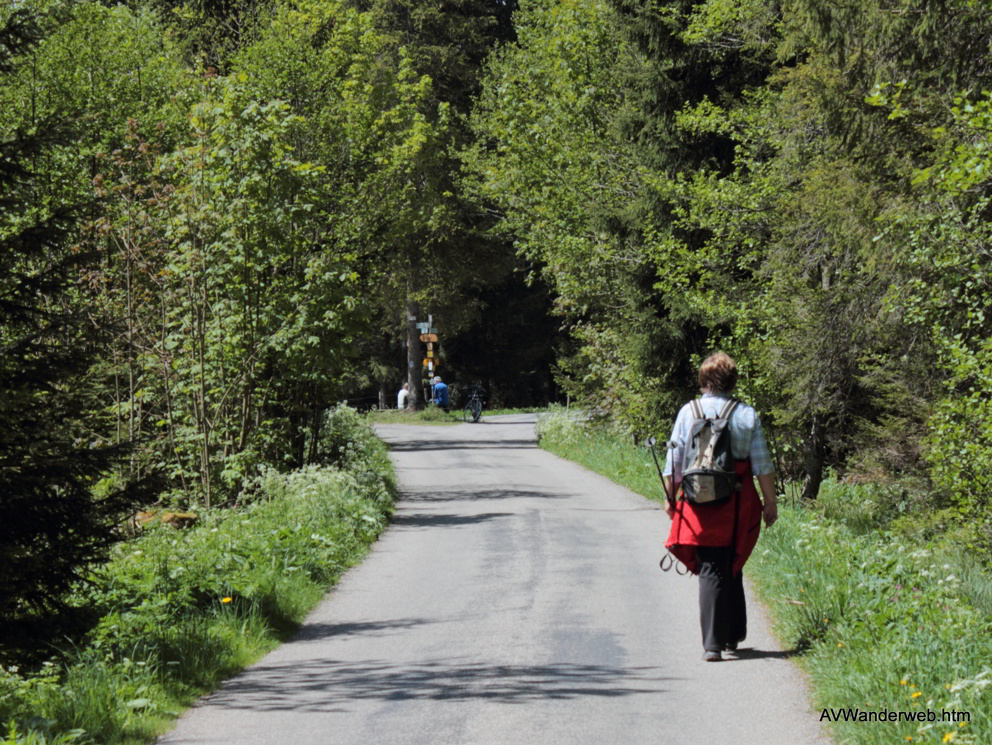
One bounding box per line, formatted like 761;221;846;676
307;400;321;465
406;291;419;409
801;415;826;501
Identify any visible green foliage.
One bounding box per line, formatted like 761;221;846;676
146;74;361;502
468;0;671;431
1;408;394;744
345;0;516;115
470;0;992;528
363;407;460;425
869;88;992;555
0;5;155;632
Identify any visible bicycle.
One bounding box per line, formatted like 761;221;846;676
462;386;485;423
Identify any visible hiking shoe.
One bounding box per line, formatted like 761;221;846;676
702;650;722;662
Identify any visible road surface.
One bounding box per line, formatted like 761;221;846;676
159;414;830;745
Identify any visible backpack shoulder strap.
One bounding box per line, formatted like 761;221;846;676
718;399;738;420
689;399;704;420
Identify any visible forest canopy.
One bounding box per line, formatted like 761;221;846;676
469;0;992;550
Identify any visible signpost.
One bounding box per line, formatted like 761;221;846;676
414;316;439;395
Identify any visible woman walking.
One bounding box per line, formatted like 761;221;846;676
662;352;778;661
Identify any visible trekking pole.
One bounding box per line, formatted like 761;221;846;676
645;436;676;512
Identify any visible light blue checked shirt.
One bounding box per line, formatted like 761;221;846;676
663;393;774;479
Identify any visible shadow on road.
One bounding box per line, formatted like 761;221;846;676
725;647;801;661
293;618;434;643
206;660;676;711
399;487;572;503
386;439;537;452
469;420;536;426
390;512;513;528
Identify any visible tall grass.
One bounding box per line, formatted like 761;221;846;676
538;408;992;745
748;510;990;745
536;407;665;499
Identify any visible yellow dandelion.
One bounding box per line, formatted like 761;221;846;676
900;678;909;686
911;691;922;699
942;732;954;743
905;737;912;742
945;684;952;690
958;722;967;728
836;642;845;648
221;597;233;603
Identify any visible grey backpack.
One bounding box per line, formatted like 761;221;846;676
681;398;739;504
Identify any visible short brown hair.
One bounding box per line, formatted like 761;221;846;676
699;352;738;394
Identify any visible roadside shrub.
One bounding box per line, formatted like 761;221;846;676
535;405;585;445
315;404;395;505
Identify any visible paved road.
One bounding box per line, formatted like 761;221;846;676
159;414;830;745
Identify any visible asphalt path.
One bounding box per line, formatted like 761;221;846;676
159;414;831;745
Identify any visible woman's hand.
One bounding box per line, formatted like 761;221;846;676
662;476;679;519
756;473;778;527
762;500;778;527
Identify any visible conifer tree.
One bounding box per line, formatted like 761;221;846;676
0;7;151;636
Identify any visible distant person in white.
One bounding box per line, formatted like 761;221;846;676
397;383;409;409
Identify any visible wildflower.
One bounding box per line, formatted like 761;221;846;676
911;691;922;699
836;642;845;648
901;679;909;686
942;732;954;743
904;737;912;742
221;597;233;603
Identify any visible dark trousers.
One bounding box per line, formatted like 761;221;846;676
696;546;747;652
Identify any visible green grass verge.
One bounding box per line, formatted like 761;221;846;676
537;408;991;745
1;407;395;745
364;405;550;426
485;407;548;416
364;407;460;425
536;408;664;500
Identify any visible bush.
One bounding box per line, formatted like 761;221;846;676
535;405;585;445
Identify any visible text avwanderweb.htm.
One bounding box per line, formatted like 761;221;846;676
820;708;970;723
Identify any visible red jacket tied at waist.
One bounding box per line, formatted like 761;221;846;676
664;459;762;576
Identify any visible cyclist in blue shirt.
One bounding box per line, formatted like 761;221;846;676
433;377;449;411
